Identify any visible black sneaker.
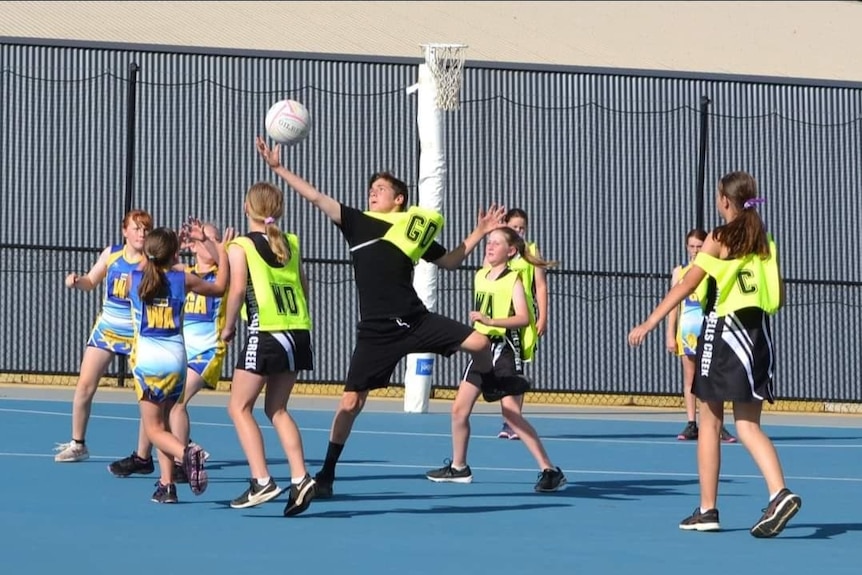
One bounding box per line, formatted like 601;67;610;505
283;474;316;517
151;481;178;504
108;452;155;477
229;479;283;509
426;459;473;484
534;467;567;492
677;422;698;441
313;472;334;499
480;373;531;402
679;507;721;531
750;488;802;538
173;463;188;484
720;426;738;443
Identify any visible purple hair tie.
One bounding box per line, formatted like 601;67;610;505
743;197;766;209
264;217;275;225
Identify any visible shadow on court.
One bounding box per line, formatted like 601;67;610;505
241;501;573;519
566;477;720;500
204;458;387;471
781;523;862;540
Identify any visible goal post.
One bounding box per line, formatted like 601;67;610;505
403;44;467;413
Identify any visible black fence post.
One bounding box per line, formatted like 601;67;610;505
695;95;711;231
118;61;140;388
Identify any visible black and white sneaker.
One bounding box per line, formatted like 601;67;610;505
679;507;721;532
750;488;802;538
151;481;178;504
108;452;155;477
283;474;316;517
534;467;567;492
426;460;473;483
230;479;283;509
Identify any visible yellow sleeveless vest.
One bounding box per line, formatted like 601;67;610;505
693;234;781;316
364;206;445;263
232;234;312;331
472;268;520;338
508;242;539;361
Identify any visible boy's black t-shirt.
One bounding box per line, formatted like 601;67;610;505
336;204;447;321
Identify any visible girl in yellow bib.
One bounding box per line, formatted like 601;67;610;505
426;226;566;492
629;171;800;538
495;208;551;440
221;182;317;517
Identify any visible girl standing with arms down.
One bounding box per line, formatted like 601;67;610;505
628;171;801;538
56;210;153;463
665;228;736;444
222;182;317;517
129;224;230;502
495;208;549;441
426;226;566;492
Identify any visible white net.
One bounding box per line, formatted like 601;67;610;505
421;43;468;111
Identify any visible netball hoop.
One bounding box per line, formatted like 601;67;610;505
421;43;468;110
403;43;468;414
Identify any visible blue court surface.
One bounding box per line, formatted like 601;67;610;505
1;385;860;574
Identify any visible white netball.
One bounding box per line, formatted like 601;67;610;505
264;99;311;145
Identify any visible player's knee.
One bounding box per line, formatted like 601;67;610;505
339;391;367;415
451;400;471;423
226;399;251;422
462;331;491;354
263;403;286;421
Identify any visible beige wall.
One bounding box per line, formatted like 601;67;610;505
1;1;861;82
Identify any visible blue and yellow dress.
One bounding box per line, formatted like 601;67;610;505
183;265;227;389
674;263;708;357
128;270;187;403
86;245;141;355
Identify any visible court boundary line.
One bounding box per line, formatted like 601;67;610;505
4;405;862;449
2;450;860;483
3;391;862;427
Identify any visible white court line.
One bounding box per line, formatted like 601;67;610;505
4;393;862;428
3;406;862;449
2;450;861;483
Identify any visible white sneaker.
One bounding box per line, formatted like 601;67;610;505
54;441;89;462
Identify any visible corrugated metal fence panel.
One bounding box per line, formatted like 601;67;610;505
2;41;861;400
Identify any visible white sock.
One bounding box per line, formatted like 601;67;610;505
700;507;711;514
452;464;467;471
769;490;783;502
255;477;271;487
291;476;307;485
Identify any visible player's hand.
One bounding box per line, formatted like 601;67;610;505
468;311;490;325
180;216;208;244
220;325;236;343
220;227;236;246
65;273;79;289
477;203;507;234
665;336;677;354
537;319;547;338
627;323;653;347
256;136;282;169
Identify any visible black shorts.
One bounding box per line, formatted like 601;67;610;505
236;329;314;376
463;337;523;387
344;311;475;392
694;307;775;404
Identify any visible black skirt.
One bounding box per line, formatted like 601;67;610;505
693;307;775;404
